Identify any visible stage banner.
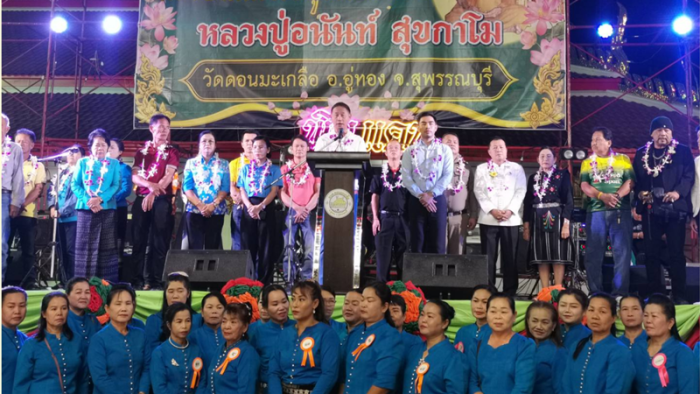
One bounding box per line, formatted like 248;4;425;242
134;0;567;147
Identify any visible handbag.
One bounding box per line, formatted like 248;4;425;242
44;339;66;394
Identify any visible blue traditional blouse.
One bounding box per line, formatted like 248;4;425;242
115;161;133;207
561;323;591;354
400;330;424;350
403;338;468;394
631;336;699;394
150;339;205;394
329;319;347;344
47;167;78;223
67;310;103;352
533;339;568;394
87;324;150;394
145;312;203;355
561;334;635;394
268;322;341;394
204;340;260;394
618;330;647;350
236;160;283;199
250;319;296;384
13;333;89;394
189;324;223;369
342;319;404;394
468;333;536;394
72;156;121;210
183;154;230;215
454;323;491;355
3;325;28;394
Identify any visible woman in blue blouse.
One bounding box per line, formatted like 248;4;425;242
190;293;226;369
107;137;133;264
65;277;102;351
562;293;634;394
631;294;699;394
71;128;121;282
403;299;467;394
619;294;646;349
205;302;260;394
145;272;203;355
342;281;404;394
454;284;496;355
88;284;150;394
14;291;89;394
557;288;591;353
183;130;230;250
151;303;205;393
469;293;535;394
268;281;340;394
2;286;28;394
524;301;567;394
250;284;295;392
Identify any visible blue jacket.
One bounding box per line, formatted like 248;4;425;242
2;325;28;393
150;339;205;394
561;323;591;354
632;336;699;394
249;318;296;384
115;161;133;207
468;333;536;394
87;324;150;394
403;338;467;394
201;340;260;394
533;339;568;394
562;334;635;394
72;156;121;210
66;310;103;352
145;311;203;355
189;324;224;370
618;330;647;350
47;167;79;223
454;323;491;355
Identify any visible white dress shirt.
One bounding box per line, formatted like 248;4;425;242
474;160;527;226
313;131;367;152
692;156;700;217
400;138;454;198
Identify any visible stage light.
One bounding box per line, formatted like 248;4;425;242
597;23;614;39
561;149;574;160
50;16;68;33
102;15;122;34
672;15;693;36
575;149;588;160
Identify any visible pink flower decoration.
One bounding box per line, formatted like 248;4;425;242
524;0;564;36
368;107;392;121
520;31;536;50
391;101;400;109
417;101;426;109
530;38;565;69
399;109;415;121
140;1;177;42
277;109;293;121
383;91;393;99
267;102;276;110
292;101;301;109
163;36;178;55
300;91;308;99
137;43;168;70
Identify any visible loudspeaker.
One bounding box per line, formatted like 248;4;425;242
163;250;252;292
402;253;489;299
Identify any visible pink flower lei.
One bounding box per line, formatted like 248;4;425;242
533;165;556;201
381;163;403;192
248;159;271;195
285;160;311;186
589;150;615;183
641;139;678;178
85;156;110;197
410;138;442;182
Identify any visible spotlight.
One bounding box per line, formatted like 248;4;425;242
672;15;693;36
560;148;588;160
575;149;588;160
102;15;122;34
597;23;614;39
560;149;574;160
50;16;68;33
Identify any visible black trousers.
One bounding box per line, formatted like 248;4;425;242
408;194;447;254
642;213;687;301
480;224;519;296
129;196;173;287
374;213;408;282
57;221;77;281
241;197;275;286
185;212;224;250
8;216;36;287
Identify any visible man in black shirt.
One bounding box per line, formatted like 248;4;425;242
370;139;408;282
633;116;695;303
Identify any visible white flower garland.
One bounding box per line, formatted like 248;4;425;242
446;157;466;193
285;160;311;186
589;150;615;183
533;165;556;201
381;163;403;192
24;155;39;185
410;138;442;182
248;159;271;195
642;139;678;178
2;136;12;174
138;141;170;180
85;156;110;197
484;160;510;194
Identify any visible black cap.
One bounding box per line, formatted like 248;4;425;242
650;116;673;134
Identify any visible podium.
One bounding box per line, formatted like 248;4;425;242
307;152;370;292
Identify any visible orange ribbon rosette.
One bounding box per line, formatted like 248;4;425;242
215;347;240;375
191;357;203;388
300;337;316;367
351;334;376;362
415;362;430;393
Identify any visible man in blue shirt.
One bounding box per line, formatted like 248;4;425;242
2;286;28;394
401;112;454;254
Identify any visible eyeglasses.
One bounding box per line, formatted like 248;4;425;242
323;298;336;305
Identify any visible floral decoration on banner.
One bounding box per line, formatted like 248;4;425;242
221;278;265;322
387;280;426;335
86;277;113;325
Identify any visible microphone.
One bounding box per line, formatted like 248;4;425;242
37;151;70;162
335;128;344;141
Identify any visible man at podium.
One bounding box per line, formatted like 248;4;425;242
313;103;368;153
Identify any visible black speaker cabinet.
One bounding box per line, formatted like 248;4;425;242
402;253;489;299
163;250;252;292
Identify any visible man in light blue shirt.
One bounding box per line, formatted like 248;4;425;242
401;112;453;253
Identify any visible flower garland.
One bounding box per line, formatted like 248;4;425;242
641;139;678;178
485;160;510;193
446;157;466;193
533;165;556;201
85;156;110;197
589;151;615;183
86;277;112;325
24;155;39;185
137;141;169;180
410;138;442;182
57;165;75;194
285;160;311;186
248;159;271;195
381;163;403;192
2;136;12;173
221;278;264;322
387;280;426;335
193;154;223;196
